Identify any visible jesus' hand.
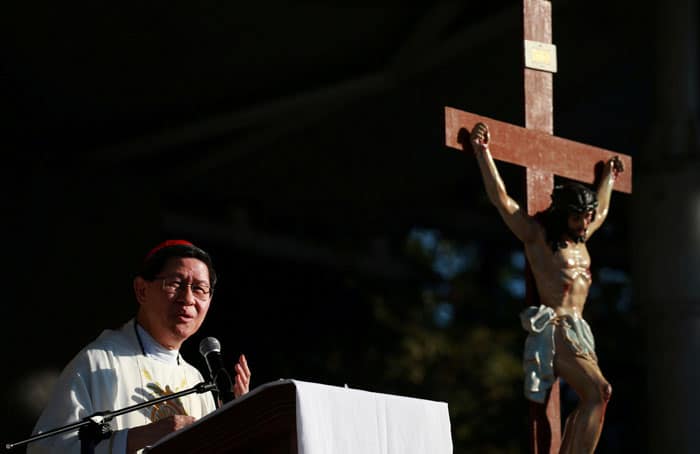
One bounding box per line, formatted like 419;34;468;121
608;156;624;179
469;122;490;153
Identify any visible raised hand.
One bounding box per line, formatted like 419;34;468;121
610;156;624;178
233;354;251;397
470;122;490;153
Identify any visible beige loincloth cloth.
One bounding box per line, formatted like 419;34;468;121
519;305;597;403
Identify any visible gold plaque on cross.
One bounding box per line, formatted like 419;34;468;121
524;40;557;73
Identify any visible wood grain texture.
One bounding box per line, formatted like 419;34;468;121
444;107;633;194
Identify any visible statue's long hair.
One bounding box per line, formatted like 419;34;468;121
536;182;598;251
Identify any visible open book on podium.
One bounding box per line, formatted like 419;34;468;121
146;379;453;453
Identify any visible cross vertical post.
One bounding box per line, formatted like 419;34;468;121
522;1;560;453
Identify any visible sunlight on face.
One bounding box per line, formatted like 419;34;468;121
137;257;212;349
567;210;594;241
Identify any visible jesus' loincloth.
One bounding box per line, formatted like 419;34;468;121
519;304;597;403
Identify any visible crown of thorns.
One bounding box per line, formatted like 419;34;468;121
550;182;598;213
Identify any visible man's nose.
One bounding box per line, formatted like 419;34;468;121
178;285;197;305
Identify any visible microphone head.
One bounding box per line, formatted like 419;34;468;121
199;336;222;357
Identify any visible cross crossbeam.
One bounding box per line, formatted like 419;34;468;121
445;108;633;194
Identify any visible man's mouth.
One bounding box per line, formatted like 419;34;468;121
176;312;195;321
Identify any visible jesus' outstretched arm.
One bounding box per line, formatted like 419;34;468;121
587;156;625;238
469;122;539;244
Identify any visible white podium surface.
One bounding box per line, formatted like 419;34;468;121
293;380;452;454
148;379;453;453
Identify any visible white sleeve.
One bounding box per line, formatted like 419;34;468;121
27;352;98;453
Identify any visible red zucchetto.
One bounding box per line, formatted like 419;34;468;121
144;240;194;261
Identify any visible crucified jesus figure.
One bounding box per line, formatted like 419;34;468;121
469;122;624;454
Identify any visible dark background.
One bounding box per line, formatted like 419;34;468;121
1;1;664;452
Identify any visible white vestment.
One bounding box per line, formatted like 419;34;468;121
27;319;216;454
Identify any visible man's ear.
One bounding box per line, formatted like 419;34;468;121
134;276;148;305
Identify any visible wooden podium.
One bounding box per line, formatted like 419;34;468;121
146;380;452;454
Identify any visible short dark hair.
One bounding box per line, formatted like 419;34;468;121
137;242;217;288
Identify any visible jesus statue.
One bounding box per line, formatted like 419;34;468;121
469;122;624;453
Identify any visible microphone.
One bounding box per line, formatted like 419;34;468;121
198;337;235;406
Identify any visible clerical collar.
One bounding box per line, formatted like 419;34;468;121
134;322;181;365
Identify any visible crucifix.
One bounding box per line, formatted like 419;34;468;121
444;1;632;453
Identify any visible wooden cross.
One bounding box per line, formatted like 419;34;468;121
444;1;632;452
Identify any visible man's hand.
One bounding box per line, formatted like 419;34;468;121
609;156;624;179
470;122;490;153
233;354;251;397
126;415;196;453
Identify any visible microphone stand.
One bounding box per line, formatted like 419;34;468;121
4;381;216;454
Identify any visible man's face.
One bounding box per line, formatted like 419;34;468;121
566;210;594;242
135;257;212;349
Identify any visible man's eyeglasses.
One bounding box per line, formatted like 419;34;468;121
155;276;213;300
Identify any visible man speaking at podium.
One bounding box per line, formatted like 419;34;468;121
28;240;252;453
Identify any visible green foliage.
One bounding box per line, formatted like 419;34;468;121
341;229;529;452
